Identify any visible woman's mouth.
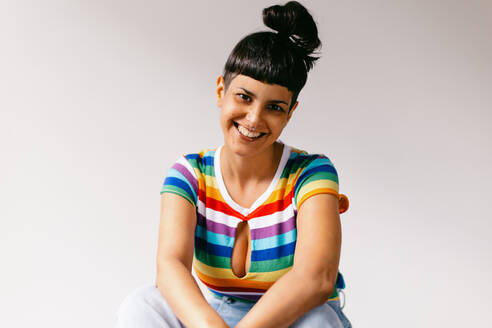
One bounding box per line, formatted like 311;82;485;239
233;121;266;140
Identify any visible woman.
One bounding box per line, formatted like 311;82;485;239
116;1;351;327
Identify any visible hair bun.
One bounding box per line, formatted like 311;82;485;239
262;1;321;55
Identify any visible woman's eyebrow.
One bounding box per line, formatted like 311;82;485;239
237;87;289;105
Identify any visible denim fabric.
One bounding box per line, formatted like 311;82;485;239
116;284;352;328
209;294;352;328
327;299;352;328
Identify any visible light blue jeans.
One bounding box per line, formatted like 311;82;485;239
115;284;352;328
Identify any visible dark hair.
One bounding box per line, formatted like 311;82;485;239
222;1;322;113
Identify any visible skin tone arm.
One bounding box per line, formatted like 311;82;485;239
235;193;342;328
155;193;229;328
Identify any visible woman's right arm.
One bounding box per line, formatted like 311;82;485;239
155;193;228;328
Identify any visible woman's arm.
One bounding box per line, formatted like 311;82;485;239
155;193;229;328
235;193;341;328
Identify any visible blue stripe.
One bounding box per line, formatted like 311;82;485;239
336;271;346;289
252;229;297;250
162;176;194;201
251;241;296;261
195;225;234;247
166;169;197;202
203;155;214;166
298;163;337;184
195;236;232;257
185;154;201;161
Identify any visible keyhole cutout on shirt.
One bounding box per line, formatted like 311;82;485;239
231;220;251;279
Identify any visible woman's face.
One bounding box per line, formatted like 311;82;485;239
216;74;298;157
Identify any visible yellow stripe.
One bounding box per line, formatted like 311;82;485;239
298;179;339;196
194;268;274;289
267;185;289;203
325;296;340;302
204;174;219;189
193;258;292;282
266;174;304;204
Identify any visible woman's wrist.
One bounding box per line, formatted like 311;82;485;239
202;316;229;328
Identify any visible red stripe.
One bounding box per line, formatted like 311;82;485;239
200;280;266;293
198;186;207;203
198;188;245;218
247;191;294;218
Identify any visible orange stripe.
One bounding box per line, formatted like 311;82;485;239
298;189;338;210
206;186;223;202
200;280;264;293
195;269;274;290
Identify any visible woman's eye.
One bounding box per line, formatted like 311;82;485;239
237;93;251;101
269;104;284;112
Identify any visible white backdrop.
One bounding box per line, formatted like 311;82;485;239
1;0;491;327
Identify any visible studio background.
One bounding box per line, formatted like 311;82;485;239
1;0;491;327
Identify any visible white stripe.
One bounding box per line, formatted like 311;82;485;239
194;187;294;230
196;194;294;229
177;156;198;181
197;201;242;228
247;203;295;229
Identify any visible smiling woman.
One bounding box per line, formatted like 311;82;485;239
116;2;351;328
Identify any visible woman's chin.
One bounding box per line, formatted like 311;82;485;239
225;136;276;158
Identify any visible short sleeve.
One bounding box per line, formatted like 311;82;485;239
293;155;339;211
160;155;199;209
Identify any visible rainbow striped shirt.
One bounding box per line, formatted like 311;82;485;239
160;142;347;303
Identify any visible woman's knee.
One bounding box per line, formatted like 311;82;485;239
290;302;344;328
116;284;184;327
117;284;158;317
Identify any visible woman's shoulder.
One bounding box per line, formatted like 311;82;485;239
173;146;219;175
287;144;335;168
180;146;217;162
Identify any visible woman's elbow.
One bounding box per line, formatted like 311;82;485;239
316;273;338;299
321;284;335;298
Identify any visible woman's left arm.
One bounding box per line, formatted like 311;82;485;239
235;193;342;328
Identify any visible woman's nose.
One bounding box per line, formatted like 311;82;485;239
245;105;262;128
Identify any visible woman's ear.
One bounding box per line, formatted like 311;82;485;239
216;75;225;107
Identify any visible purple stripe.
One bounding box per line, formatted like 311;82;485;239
173;162;198;196
197;212;236;237
213;290;261;302
232;294;261;301
250;216;296;240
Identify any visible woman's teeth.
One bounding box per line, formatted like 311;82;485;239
237;124;262;138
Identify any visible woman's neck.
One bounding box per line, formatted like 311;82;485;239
220;141;284;189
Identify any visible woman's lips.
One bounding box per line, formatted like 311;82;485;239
233;121;266;140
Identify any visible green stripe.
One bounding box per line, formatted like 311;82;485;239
249;254;294;272
328;287;339;299
194;249;294;273
279;160;303;179
160;188;195;208
301;171;338;186
187;159;215;177
195;247;231;269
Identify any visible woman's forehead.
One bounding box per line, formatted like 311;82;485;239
229;74;292;99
